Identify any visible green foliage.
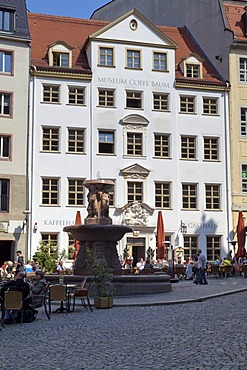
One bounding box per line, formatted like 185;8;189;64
123;246;129;259
146;247;154;261
68;246;76;259
32;241;67;273
86;247;113;297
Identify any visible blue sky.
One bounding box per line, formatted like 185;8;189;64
26;0;111;19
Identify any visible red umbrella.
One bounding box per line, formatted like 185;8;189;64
156;211;165;260
237;211;246;258
73;211;82;259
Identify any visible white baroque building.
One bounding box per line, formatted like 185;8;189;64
27;9;231;264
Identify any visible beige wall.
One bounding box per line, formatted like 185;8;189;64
229;49;247;228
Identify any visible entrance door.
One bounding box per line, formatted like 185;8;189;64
0;240;13;265
127;237;145;267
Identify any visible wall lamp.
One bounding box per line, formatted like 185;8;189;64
180;220;187;234
215;54;222;62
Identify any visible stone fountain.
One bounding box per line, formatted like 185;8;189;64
64;179;171;296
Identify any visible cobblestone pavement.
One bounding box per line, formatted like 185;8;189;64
1;278;247;370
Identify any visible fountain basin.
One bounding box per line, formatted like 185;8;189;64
64;224;132;242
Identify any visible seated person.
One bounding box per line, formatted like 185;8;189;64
0;272;30;324
56;261;65;272
25;260;33;273
221;257;232;266
226;250;234;262
144;259;153;269
30;270;47;308
136;258;145;273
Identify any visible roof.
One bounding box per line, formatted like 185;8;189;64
28;12;224;85
224;1;247;41
158;25;223;83
28;13;108;72
0;0;30;39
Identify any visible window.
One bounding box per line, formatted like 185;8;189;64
153;52;167;71
186;64;200;78
99;47;113;66
68;178;84;206
206;236;221;260
0;178;9;212
182;184;197;209
127;50;140;69
181;136;196;160
41;234;58;258
155;182;170;208
204;138;219;161
42;178;59;205
43;85;59;103
127;132;142;156
42;127;59;152
127;181;143;203
0;93;11;115
53;52;69;67
180;96;195;113
203;98;218;115
0;9;14;32
68;87;85;105
108;181;115;206
98;89;114;107
126;91;142;109
0;51;12;74
205;184;220;210
239;58;247;82
153;93;169;111
99;131;114;154
68;129;84;153
183;236;198;260
241;108;247;136
242;165;247;193
154;134;170;158
0;135;10;159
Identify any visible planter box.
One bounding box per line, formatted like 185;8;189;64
94;296;113;309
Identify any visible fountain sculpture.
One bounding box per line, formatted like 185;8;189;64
64;179;171;295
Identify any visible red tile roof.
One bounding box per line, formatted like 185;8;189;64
28;13;108;71
28;13;224;85
224;2;247;41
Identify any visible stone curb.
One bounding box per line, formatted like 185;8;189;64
113;286;247;307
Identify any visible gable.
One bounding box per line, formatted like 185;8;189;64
120;163;150;179
89;9;177;49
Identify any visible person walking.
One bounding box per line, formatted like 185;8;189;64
193;249;208;285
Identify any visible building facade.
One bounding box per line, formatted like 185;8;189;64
92;0;247;253
27;9;231;264
0;0;30;265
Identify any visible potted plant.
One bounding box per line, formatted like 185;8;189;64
86;247;113;309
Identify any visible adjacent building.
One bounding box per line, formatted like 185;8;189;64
27;9;231;263
0;0;30;265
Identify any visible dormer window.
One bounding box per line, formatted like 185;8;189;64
53;52;69;67
0;8;14;32
48;42;72;68
186;64;200;78
180;54;203;79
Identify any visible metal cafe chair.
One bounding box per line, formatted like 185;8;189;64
48;284;69;314
4;290;24;325
69;277;93;312
30;284;50;320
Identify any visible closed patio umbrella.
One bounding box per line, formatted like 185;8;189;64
73;211;82;259
156;211;165;260
237;211;246;258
